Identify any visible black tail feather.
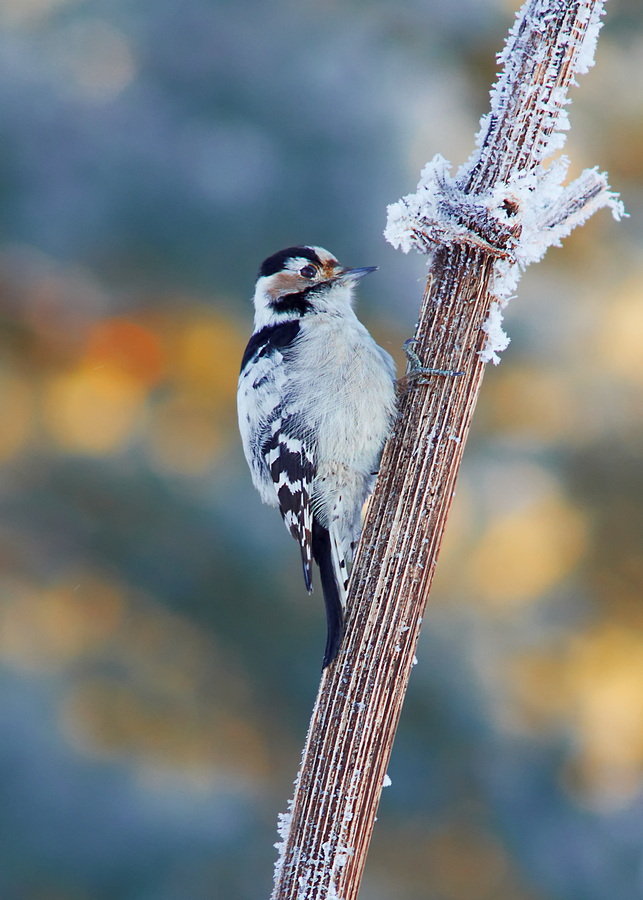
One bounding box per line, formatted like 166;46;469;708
312;519;344;669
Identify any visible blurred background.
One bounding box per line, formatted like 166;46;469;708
0;0;642;898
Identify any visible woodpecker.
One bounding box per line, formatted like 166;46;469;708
237;246;397;667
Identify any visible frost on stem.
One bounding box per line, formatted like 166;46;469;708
385;0;625;364
273;803;294;887
271;762;359;900
385;160;622;363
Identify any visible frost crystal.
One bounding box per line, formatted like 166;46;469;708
385;0;623;365
480;300;511;365
272;803;294;887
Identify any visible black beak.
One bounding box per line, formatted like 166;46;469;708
335;266;378;283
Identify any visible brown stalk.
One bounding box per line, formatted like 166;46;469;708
271;2;617;897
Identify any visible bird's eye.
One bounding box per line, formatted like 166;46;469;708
300;265;317;279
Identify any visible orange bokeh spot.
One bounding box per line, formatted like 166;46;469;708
83;318;166;386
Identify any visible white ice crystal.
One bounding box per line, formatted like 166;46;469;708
480;300;511;365
385;0;623;365
272;803;293;888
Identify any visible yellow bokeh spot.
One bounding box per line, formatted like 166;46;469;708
597;279;643;383
567;626;643;771
140;309;246;473
0;372;33;463
63;679;269;779
468;494;588;606
0;571;270;779
146;393;223;476
507;652;569;734
509;623;643;808
424;824;509;900
484;365;581;442
43;364;147;454
0;574;125;670
172;312;244;398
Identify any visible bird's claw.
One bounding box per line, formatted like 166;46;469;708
403;339;463;382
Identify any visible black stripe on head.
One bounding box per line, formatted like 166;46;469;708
239;319;300;373
270;286;316;317
259;246;322;278
270;278;334;317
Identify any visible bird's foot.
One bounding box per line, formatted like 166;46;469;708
403;339;463;383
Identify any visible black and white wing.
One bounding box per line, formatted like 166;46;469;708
238;317;344;666
262;412;316;592
238;320;316;590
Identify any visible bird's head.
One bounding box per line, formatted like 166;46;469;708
252;245;376;328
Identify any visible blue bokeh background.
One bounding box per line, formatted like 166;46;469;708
0;1;642;898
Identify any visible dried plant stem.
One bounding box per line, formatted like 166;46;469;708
272;2;617;898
